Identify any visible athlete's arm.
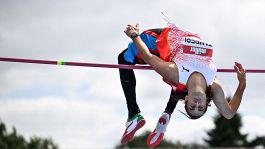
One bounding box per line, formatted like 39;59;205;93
212;62;246;119
124;24;179;84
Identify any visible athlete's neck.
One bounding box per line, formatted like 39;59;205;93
186;72;207;93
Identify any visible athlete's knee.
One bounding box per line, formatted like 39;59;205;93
118;51;126;64
118;49;133;65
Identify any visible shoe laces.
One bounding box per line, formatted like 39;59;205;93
155;113;170;133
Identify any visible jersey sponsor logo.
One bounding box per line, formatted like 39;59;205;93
184;37;212;47
182;45;213;57
181;66;190;72
191;47;206;55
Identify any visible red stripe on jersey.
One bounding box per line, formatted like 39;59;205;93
182;45;213;57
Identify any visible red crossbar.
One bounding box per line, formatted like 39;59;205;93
0;57;264;73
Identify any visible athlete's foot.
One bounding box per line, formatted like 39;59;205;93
147;112;170;147
120;113;146;144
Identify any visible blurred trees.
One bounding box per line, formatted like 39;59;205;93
204;113;249;147
0;119;58;149
247;136;265;147
205;97;265;148
205;112;265;148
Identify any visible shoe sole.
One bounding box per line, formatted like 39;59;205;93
120;119;146;144
147;131;164;147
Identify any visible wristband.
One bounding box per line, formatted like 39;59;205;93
130;32;139;39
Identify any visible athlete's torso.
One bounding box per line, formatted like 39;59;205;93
154;27;217;91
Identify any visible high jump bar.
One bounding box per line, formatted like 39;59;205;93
0;57;264;73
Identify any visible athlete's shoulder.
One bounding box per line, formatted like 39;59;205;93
211;79;224;95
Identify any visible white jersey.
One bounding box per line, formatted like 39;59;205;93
171;36;217;89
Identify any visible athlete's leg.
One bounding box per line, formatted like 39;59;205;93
118;49;147;144
118;31;159;118
118;50;140;119
118;29;162;144
164;89;180;115
147;89;177;147
147;90;186;147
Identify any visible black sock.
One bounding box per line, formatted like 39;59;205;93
164;89;179;115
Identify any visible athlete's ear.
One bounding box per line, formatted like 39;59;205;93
184;95;188;103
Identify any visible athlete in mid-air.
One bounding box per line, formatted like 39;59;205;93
118;23;246;147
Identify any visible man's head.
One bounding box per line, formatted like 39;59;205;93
184;91;209;119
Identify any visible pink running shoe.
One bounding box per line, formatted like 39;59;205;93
147;112;170;147
120;113;146;144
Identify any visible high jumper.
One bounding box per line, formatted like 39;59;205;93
118;22;246;147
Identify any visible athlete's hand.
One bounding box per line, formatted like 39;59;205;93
234;62;246;87
124;24;139;38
